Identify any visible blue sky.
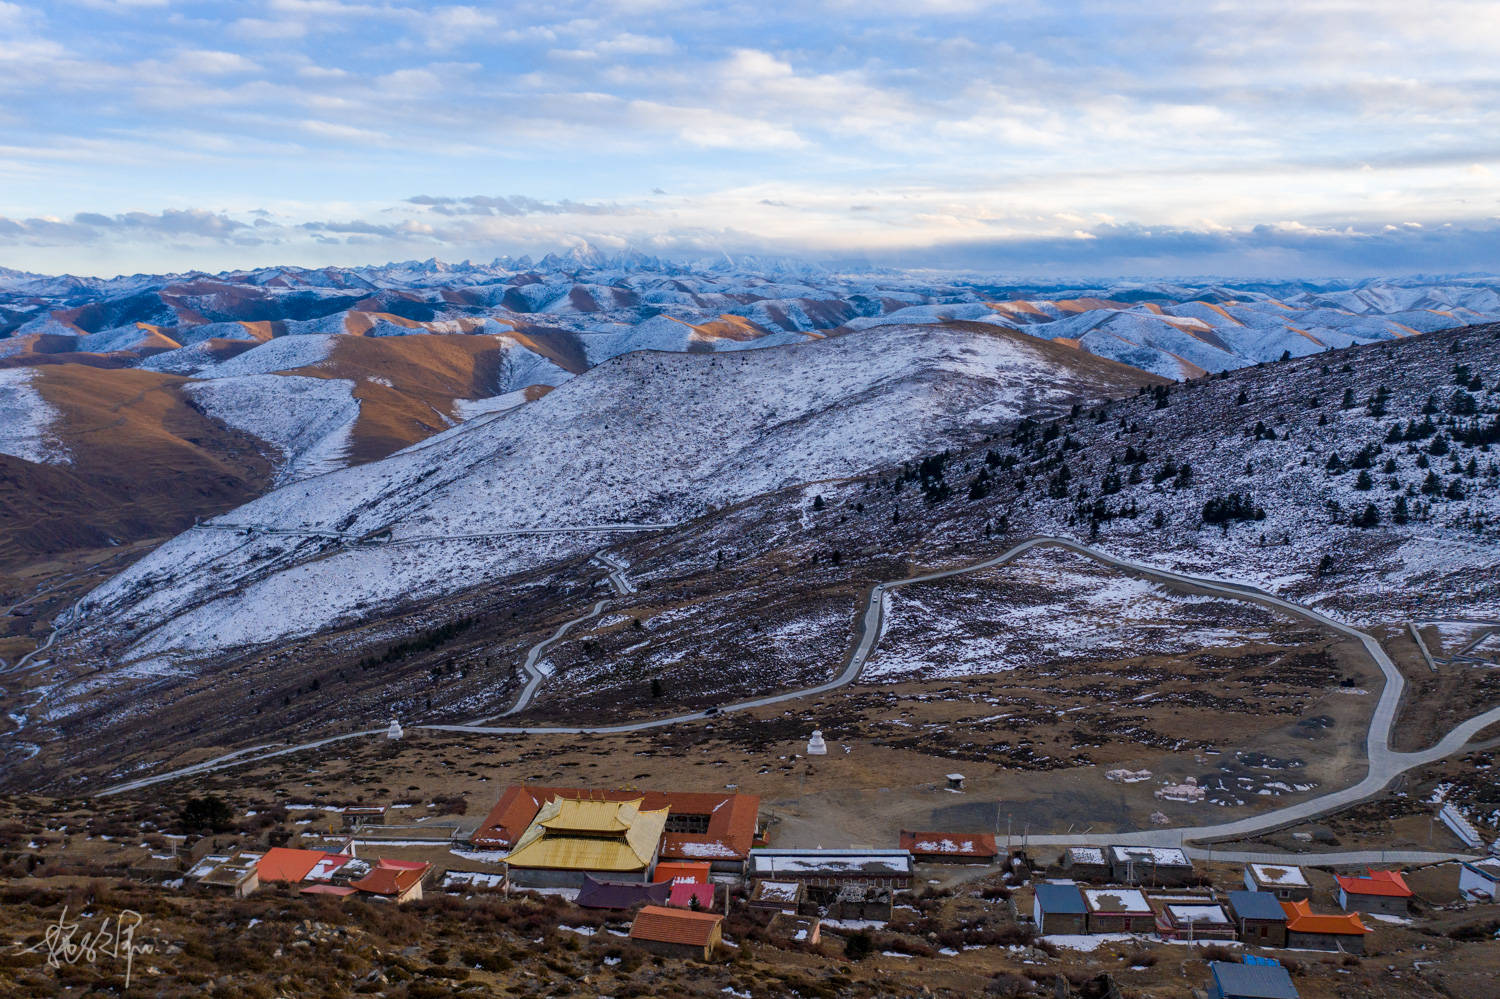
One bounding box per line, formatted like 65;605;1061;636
2;0;1498;276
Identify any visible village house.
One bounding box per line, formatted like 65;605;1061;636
1206;959;1301;999
194;852;261;897
350;859;429;904
1153;897;1236;941
1108;845;1195;886
653;861;712;885
502;796;669;888
472;786;761;876
748;849;914;892
341;805;388;830
628;905;724;961
1227;890;1289;947
1281;899;1369;953
1060;846;1111;882
1334;869;1412;918
898;830;999;864
1459;857;1500;900
576;875;672;910
256;847;349;885
1243;863;1312;901
1083;887;1156;933
299;884;358;901
1032;883;1088;935
747;880;804;913
667;881;717;911
768;913;821;946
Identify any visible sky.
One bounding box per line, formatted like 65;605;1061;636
2;0;1499;277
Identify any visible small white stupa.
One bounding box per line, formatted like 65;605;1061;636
806;729;827;755
386;716;404;741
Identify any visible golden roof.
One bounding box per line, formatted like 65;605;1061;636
539;797;634;833
505;796;669;873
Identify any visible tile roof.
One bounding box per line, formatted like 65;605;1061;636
653;861;712;884
504;797;669;873
300;884;358;897
258;847;333;883
1228;890;1290;922
898;830;999;857
629;905;723;947
351;860;429;896
473;786;760;860
1281;899;1369;935
576;875;672;910
1335;869;1412;897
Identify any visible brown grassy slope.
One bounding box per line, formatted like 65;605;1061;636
285;333;510;462
0;365;273;573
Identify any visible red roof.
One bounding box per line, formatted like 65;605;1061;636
629;904;723;947
1335;869;1412;898
668;882;716;911
472;786;759;860
1281;899;1370;935
258;847;334;883
351;860;429;896
898;830;999;858
653;861;711;885
300;884;358;897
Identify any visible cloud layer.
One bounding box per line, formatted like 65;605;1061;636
1;1;1497;275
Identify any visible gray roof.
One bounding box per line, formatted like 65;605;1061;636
1210;961;1299;999
1034;883;1087;914
1228;890;1289;922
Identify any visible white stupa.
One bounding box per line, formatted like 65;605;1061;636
806;729;827;755
386;716;403;740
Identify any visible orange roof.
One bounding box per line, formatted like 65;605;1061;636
300;884;357;897
352;860;429;896
653;861;712;884
473;786;759;859
1335;869;1412;897
258;847;333;883
898;830;999;858
1281;899;1369;935
629;904;723;947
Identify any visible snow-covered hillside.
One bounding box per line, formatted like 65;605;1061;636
0;368;69;466
65;324;1159;663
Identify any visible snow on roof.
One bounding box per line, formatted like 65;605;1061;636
1167;903;1229;924
752;881;802;902
1249;863;1308;886
676;840;739;858
1109;845;1191;867
1083;888;1151;913
1067;847;1106;864
750;850;913;877
442;870;507;889
899;830;998;856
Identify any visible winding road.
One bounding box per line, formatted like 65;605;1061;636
87;536;1500;863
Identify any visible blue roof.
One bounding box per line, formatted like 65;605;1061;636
1034;883;1087;914
1210;961;1299;999
1228;890;1288;922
